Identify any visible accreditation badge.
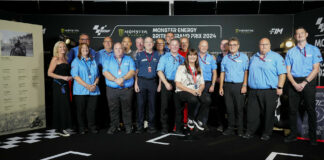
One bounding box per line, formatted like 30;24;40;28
148;66;152;73
118;69;122;75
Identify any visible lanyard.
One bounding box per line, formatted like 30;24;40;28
228;52;240;62
188;65;197;84
299;47;307;57
171;54;180;64
144;51;154;66
259;54;266;62
82;58;92;77
199;53;207;64
114;55;124;70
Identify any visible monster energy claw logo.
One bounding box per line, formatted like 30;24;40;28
119;29;125;37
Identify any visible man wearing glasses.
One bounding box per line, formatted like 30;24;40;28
67;33;97;64
219;37;249;137
243;38;286;141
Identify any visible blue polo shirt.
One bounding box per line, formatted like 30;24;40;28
135;51;160;79
285;43;323;77
221;52;249;83
71;57;100;95
67;46;97;64
157;52;185;81
102;55;136;88
96;49;113;67
164;45;170;52
198;52;217;81
248;51;287;89
217;53;226;75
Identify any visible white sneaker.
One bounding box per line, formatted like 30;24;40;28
193;120;205;131
187;119;194;129
57;130;70;137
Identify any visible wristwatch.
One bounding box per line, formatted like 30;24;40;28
277;86;283;89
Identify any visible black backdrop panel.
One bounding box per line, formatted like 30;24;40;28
295;7;324;85
21;15;293;55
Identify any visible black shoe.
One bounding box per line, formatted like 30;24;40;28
90;129;98;134
135;128;144;134
223;129;235;136
193;120;205;131
261;135;270;141
147;127;157;134
237;130;244;137
284;135;297;143
107;126;117;135
217;125;223;132
161;128;168;134
243;133;254;139
125;128;132;134
310;139;318;146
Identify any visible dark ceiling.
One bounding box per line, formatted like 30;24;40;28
0;1;324;15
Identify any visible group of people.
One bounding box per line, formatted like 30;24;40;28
48;27;321;146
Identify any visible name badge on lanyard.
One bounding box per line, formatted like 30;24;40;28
83;59;93;83
188;66;198;89
145;51;154;73
115;56;124;75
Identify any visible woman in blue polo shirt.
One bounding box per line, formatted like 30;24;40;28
219;37;249;137
71;43;100;134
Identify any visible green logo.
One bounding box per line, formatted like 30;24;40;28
61;28;65;34
118;29;124;37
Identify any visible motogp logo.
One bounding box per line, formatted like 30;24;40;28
93;25;111;36
316;17;324;33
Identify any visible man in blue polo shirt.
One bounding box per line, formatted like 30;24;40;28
97;36;113;68
157;39;185;134
103;42;136;134
67;33;97;64
196;40;216;131
96;36;113;129
134;37;160;134
284;27;322;146
215;39;229;132
219;37;249;136
243;38;286;141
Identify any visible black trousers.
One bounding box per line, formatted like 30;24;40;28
223;83;245;131
288;77;317;140
246;89;278;136
137;77;157;129
106;87;133;129
199;81;212;124
160;81;176;130
74;95;98;131
213;82;227;127
174;90;211;130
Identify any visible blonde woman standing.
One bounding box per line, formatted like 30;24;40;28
47;41;73;137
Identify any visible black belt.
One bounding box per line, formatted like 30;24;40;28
225;82;242;84
138;77;156;80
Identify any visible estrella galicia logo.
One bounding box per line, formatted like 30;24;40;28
269;28;283;35
93;25;110;36
119;29;125;37
316;17;324;33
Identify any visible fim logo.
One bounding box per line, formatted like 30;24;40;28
316;17;324;33
269;28;283;35
93;25;110;36
119;29;124;37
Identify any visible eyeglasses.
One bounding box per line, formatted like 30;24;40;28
104;41;112;43
156;43;164;45
80;38;89;41
259;44;270;46
229;44;238;47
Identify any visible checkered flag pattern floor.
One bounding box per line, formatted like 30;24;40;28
0;129;73;149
